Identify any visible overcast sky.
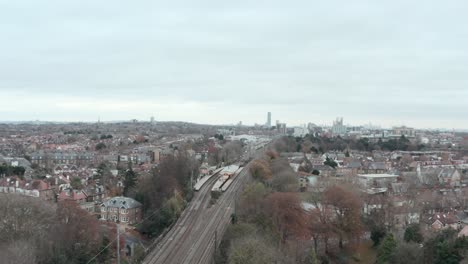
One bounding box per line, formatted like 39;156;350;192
0;1;467;129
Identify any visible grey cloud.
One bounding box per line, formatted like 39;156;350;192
0;0;467;128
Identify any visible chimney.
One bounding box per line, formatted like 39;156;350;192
55;177;58;186
15;180;19;188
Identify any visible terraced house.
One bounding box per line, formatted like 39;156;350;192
30;151;95;167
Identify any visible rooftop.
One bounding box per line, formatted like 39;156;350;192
102;196;142;209
358;173;399;178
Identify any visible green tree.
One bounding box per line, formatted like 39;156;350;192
377;234;397;264
70;177;83;190
404;223;423;243
423;228;467;264
323;157;338;169
371;226;387;247
310;146;319;154
392;242;423;264
123;169;137;197
12;166;26;176
0;165;25;177
434;241;460;264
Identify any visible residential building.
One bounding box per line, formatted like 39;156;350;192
30;151;95;167
425;212;461;231
418;166;461;187
100;196;142;224
392;126;415;138
358;174;399;190
57;189;88;203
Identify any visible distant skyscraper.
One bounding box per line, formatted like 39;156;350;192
150;116;155;123
277;123;287;134
266;112;272;128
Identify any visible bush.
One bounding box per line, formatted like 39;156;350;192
95;142;107;150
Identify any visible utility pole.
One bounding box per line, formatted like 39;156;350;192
191;169;193;190
117;225;120;264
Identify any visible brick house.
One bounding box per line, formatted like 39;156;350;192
100;196;142;224
57;189;88;203
426;212;461;231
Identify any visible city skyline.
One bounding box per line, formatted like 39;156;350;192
0;115;466;132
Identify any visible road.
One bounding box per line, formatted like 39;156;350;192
143;164;252;264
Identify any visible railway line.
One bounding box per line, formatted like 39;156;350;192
143;165;251;264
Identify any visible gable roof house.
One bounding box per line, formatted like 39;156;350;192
418;167;443;186
425;212;461;231
83;184;106;203
57;189;88;204
363;162;388;174
337;160;362;177
29;180;55;200
417;166;461;187
100;196;142;225
437;167;461;187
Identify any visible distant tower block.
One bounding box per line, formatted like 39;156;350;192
266;112;272;128
150;116;155;123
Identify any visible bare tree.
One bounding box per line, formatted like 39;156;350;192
221;141;243;164
228;235;277;264
323;185;363;249
0;240;37;264
263;192;308;243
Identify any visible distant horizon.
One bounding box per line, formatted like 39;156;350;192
0;118;466;132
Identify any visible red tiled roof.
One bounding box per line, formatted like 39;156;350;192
428;212;458;225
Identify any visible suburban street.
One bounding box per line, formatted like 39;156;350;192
143;164;252;264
